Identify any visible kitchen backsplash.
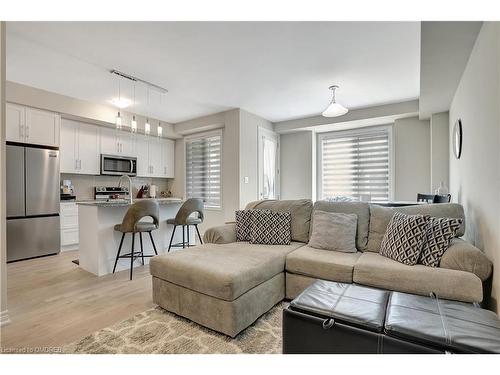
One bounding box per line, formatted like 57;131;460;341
61;174;173;200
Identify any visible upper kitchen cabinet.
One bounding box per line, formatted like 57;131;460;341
60;119;99;175
135;136;175;178
162;138;175;178
100;127;135;156
6;103;60;147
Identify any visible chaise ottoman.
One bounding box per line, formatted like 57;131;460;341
150;241;303;337
283;280;500;353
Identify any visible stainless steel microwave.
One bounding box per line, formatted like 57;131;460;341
101;154;137;176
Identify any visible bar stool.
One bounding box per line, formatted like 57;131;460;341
113;200;160;280
167;198;204;251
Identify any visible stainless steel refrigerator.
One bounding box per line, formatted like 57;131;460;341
6;144;60;262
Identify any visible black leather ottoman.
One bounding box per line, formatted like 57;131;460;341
282;281;500;354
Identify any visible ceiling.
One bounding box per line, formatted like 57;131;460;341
6;22;420;124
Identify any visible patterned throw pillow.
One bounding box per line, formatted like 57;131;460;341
379;212;430;266
419;217;462;267
249;210;292;245
235;210;263;241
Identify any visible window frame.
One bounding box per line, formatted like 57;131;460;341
316;125;394;202
184;128;223;211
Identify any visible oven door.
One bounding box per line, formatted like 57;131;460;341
101;154;137;176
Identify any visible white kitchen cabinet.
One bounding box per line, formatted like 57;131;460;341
60;119;99;175
135;134;150;177
6;103;25;143
161;138;175;178
100;127;136;156
149;139;163;177
60;202;79;250
6;103;60;147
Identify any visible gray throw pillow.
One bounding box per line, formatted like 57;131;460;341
249;210;292;245
379;212;430;266
308;210;358;252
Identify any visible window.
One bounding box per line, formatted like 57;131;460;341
318;127;392;202
185;131;222;209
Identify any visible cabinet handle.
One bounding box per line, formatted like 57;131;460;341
79;160;82;170
19;124;24;138
164;167;166;175
25;126;30;139
75;159;78;170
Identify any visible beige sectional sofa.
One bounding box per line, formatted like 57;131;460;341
150;199;492;337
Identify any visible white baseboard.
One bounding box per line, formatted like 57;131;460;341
61;244;79;252
0;310;10;326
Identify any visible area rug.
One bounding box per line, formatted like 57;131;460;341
63;302;285;354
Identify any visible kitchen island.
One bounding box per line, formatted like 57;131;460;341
77;198;194;276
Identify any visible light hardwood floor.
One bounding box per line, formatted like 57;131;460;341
0;250;155;351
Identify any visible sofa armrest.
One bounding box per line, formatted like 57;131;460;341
440;238;493;281
203;223;237;244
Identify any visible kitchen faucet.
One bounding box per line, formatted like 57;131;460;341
118;174;133;204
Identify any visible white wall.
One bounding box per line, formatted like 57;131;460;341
172;109;241;232
0;22;9;326
280;131;315;200
393;117;431;201
239;109;273;208
430;111;450;192
449;22;500;312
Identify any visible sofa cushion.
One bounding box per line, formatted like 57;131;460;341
245;199;313;243
286;246;361;283
366;203;466;253
308;210;358;252
150;241;304;302
312;201;370;251
353;252;483;303
379;212;430;266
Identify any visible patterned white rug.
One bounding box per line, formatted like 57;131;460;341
64;303;285;354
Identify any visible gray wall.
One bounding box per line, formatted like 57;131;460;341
449;22;500;311
280;131;315;200
393;117;431;201
172;109;241;232
430;111;450;192
239;109;273;207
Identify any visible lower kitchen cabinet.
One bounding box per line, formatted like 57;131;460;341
60;202;79;250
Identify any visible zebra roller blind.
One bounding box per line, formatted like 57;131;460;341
185;132;222;208
319;128;391;202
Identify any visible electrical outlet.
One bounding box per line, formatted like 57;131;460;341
244;176;249;184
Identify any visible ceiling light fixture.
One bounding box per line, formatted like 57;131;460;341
111;97;132;109
322;85;348;117
115;79;123;129
158;121;163;137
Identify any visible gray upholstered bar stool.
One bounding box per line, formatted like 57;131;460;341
166;198;204;251
113;200;160;280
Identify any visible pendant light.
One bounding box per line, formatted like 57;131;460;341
157;121;163;137
131;84;137;133
322;85;348;117
115;79;123;129
144;87;151;136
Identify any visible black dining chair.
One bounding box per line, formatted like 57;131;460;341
433;194;452;203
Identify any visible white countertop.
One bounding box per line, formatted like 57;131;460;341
76;197;184;207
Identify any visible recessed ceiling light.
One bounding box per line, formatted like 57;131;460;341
110;97;132;109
